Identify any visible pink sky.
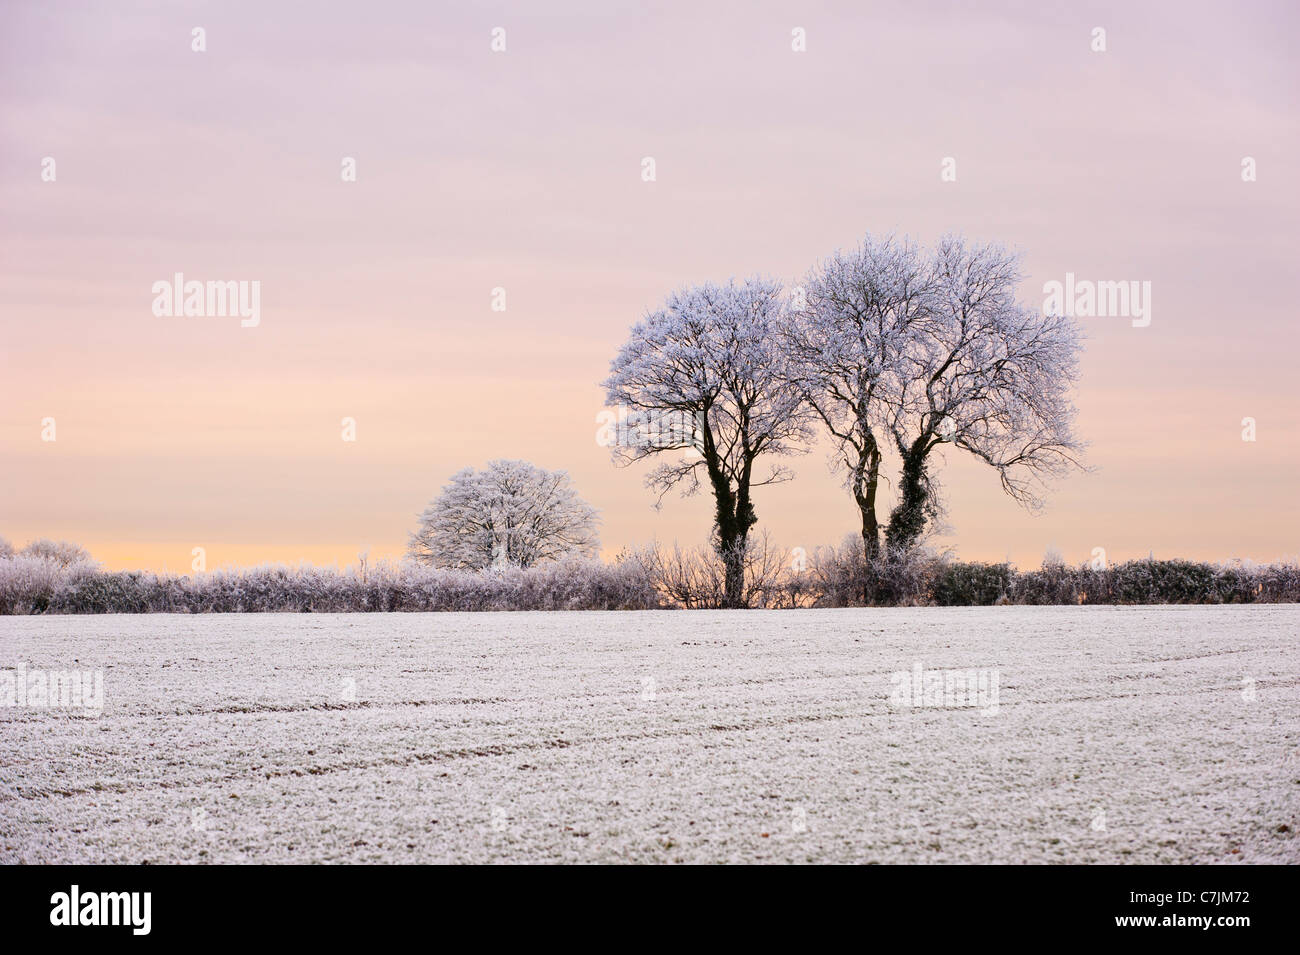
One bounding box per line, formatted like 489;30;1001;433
2;1;1297;572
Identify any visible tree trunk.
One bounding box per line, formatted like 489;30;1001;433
723;477;757;608
719;530;746;609
853;445;882;603
706;470;751;610
886;438;930;554
700;419;757;610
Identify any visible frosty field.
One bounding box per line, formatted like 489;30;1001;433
1;607;1297;865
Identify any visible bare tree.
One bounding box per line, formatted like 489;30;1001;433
603;278;811;607
407;460;600;570
785;234;933;578
885;236;1085;552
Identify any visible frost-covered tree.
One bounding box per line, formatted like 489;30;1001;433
20;538;93;568
784;235;933;567
884;236;1085;552
407;460;600;570
0;536;13;559
603;278;812;608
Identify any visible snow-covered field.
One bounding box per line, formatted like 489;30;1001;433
1;607;1296;864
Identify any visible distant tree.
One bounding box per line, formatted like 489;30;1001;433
603;278;811;608
20;538;93;568
785;235;933;570
884;236;1085;552
0;536;12;559
407;460;600;570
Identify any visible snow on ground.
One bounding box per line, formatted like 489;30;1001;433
1;607;1296;864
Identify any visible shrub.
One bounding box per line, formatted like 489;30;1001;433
50;571;164;614
1;547;1297;613
0;555;96;614
931;561;1014;606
